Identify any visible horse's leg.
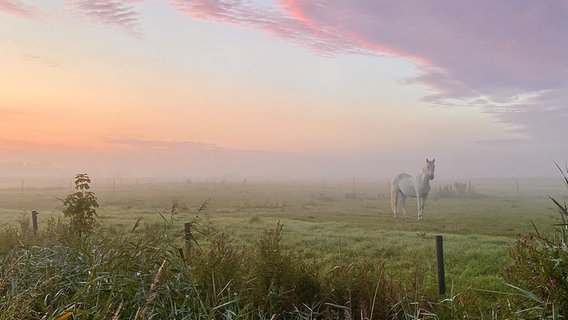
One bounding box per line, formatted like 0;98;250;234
421;195;429;220
400;192;407;216
417;195;425;221
395;190;400;218
391;186;398;218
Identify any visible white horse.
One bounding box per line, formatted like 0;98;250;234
390;159;435;221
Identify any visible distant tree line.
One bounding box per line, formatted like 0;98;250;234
434;180;475;198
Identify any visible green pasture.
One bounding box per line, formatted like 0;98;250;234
0;176;566;316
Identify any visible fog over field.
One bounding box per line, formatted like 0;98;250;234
0;138;565;181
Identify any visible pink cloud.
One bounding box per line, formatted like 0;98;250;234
0;0;35;18
280;1;567;95
67;0;142;35
169;1;568;94
170;0;568;143
170;0;375;56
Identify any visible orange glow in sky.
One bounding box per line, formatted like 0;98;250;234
1;1;566;178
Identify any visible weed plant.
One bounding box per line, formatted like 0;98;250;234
500;163;568;318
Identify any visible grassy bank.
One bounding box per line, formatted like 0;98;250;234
0;177;565;318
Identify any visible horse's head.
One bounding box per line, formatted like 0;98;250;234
424;158;435;180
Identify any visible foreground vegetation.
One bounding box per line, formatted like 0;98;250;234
1;175;567;318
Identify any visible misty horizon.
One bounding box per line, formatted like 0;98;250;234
1;138;566;181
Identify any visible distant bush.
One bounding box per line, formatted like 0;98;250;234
434;181;476;198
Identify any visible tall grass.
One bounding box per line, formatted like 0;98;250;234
0;213;523;319
0;217;407;319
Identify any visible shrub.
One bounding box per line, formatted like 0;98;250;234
501;163;568;317
62;173;99;237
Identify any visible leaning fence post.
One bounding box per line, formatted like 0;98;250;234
184;222;192;252
436;235;446;295
31;210;39;234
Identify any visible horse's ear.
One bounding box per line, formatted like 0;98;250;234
432;158;435;163
426;158;429;163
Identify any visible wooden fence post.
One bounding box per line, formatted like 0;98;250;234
31;210;38;233
436;235;446;295
184;222;192;252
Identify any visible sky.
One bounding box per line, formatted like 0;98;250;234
1;0;567;180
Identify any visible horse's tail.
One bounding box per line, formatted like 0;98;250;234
390;181;397;215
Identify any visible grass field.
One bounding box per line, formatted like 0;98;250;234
1;176;566;318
